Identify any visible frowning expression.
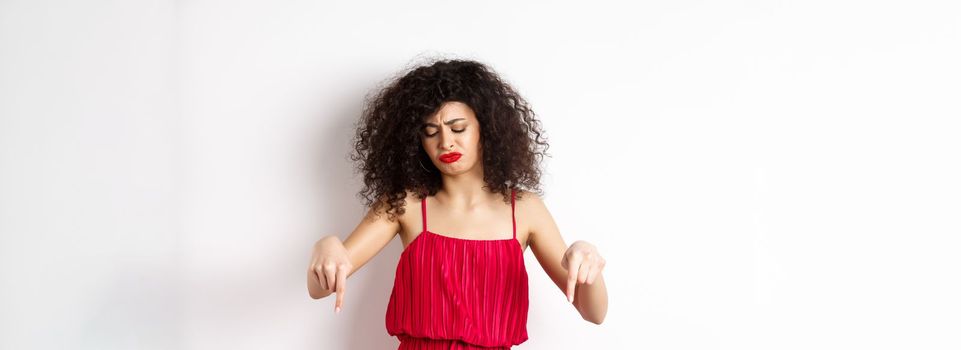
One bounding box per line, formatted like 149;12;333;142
420;101;483;175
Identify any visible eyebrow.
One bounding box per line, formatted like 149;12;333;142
422;118;466;128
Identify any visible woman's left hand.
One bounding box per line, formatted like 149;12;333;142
560;240;606;303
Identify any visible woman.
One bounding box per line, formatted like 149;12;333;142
307;58;608;349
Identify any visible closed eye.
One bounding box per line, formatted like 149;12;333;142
425;128;466;137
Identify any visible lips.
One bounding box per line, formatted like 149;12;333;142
439;152;462;163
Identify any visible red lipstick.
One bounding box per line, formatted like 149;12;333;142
439;152;462;163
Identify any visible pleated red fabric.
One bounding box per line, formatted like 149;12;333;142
386;189;529;349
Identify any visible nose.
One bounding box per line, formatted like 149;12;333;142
438;128;454;151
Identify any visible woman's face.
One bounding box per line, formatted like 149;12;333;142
420;101;483;175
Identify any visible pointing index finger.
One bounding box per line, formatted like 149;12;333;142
566;254;582;304
335;264;347;313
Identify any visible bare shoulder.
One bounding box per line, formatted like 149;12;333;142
340;189;424;275
514;188;541;201
395;189;425;242
514;189;549;219
513;189;554;246
401;189;424;218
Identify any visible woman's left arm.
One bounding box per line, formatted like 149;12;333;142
523;192;608;325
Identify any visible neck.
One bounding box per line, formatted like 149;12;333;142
437;162;491;209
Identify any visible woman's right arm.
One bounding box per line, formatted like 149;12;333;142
307;195;402;313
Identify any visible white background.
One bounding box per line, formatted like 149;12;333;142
2;0;959;349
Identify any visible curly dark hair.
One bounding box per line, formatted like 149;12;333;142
349;57;551;221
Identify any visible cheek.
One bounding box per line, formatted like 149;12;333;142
471;133;483;154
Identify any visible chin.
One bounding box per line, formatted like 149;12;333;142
438;161;474;175
440;167;466;175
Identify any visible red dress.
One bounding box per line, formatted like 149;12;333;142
386;189;529;349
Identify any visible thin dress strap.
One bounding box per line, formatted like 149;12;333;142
511;189;516;240
421;195;428;233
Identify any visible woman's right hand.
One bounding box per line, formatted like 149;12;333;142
308;235;353;313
